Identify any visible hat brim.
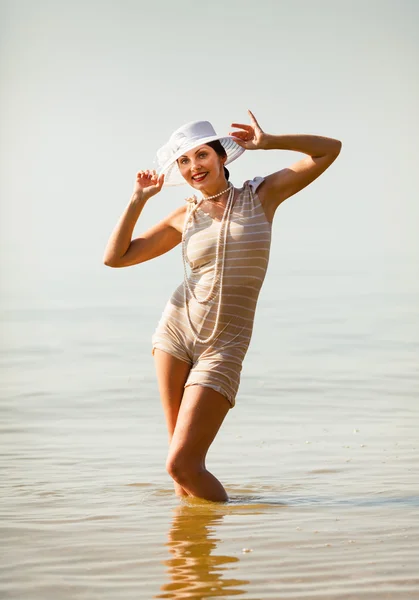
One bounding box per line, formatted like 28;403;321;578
158;135;245;186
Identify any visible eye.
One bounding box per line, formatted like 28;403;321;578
199;152;207;158
179;157;188;165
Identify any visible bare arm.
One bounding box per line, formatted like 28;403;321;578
230;111;342;221
259;133;341;206
103;170;186;268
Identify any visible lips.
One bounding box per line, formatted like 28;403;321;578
192;172;208;182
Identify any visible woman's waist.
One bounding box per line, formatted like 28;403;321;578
167;295;258;337
188;268;267;289
185;277;264;301
170;280;260;313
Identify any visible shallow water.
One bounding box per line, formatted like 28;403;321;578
1;259;418;599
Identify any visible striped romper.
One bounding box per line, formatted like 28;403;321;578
151;177;272;407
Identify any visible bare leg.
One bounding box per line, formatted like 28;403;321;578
153;349;191;497
166;385;230;502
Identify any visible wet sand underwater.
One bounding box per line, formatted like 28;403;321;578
1;260;418;599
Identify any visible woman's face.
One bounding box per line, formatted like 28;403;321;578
177;145;226;189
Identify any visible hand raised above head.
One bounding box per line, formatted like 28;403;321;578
229;109;267;150
134;170;164;199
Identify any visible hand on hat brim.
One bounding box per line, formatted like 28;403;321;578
134;170;165;198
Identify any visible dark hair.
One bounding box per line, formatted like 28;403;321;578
206;140;229;181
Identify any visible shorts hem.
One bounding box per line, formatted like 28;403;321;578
184;382;236;408
151;344;192;365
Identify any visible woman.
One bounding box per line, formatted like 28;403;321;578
104;111;341;503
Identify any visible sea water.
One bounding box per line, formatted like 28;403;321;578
1;255;418;599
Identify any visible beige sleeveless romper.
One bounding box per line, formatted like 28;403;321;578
152;177;272;407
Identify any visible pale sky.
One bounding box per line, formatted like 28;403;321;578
1;0;418;309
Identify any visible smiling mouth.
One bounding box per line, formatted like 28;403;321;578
192;172;208;182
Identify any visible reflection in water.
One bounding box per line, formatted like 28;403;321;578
155;503;249;599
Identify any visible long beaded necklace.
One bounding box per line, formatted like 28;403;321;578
183;185;232;304
181;184;234;344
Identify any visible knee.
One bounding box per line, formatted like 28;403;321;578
166;451;202;485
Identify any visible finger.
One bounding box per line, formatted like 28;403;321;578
230;122;253;131
229;131;249;140
229;129;247;137
152;173;164;191
247;109;261;127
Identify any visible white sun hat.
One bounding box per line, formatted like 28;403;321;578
156;120;245;186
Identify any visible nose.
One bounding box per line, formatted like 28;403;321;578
190;156;201;171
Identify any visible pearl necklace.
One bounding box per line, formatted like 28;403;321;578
201;184;231;202
182;185;234;344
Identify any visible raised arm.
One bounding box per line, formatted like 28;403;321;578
230;111;342;221
103;170;186;268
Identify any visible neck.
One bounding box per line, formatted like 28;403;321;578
200;181;230;201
